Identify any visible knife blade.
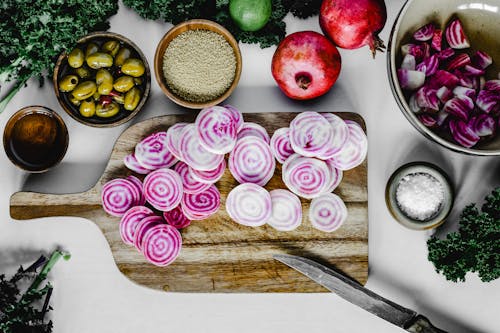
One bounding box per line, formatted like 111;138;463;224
273;254;447;333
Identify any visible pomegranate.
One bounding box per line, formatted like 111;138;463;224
271;31;341;100
319;0;387;57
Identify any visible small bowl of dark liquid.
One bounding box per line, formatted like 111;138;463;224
3;106;69;172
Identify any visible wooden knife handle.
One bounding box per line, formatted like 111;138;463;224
10;189;101;220
405;315;447;333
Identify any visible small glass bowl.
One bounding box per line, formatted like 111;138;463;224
385;162;454;230
3;106;69;173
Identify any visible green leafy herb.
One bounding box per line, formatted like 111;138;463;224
283;0;323;19
0;0;119;114
0;250;70;333
427;187;500;282
122;0;320;48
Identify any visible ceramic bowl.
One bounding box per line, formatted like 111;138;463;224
154;19;242;109
386;162;454;230
387;0;500;155
54;31;151;128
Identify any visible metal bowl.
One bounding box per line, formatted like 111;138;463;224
387;0;500;155
54;31;151;128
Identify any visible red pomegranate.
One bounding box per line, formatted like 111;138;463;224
271;31;341;100
319;0;387;57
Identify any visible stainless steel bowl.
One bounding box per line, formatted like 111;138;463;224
387;0;500;156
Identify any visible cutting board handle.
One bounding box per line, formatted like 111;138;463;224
10;188;101;220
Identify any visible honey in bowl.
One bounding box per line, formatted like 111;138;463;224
4;106;68;172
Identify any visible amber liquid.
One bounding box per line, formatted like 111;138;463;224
8;113;66;171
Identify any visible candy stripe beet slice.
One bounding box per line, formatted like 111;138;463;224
267;189;302;231
143;168;183;212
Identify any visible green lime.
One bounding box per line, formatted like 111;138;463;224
229;0;272;32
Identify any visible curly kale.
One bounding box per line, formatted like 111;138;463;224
283;0;323;19
0;0;118;113
0;0;323;113
0;250;70;333
123;0;320;48
427;187;500;282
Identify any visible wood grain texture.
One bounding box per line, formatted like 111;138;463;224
10;112;368;292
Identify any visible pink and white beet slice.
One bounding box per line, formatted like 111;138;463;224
270;127;295;164
327;120;367;171
143;168;183;212
120;206;155;245
142;224;182;267
229;136;275;186
135;131;178;170
195;106;238;154
309;193;348;232
267;189;302;231
236;122;270;143
101;178;141;217
179;124;224;171
289;111;335;158
226;183;272;227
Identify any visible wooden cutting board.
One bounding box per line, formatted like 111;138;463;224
10;112;368;292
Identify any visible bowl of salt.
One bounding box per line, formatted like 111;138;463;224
386;162;454;230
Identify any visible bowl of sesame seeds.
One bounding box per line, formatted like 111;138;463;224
154;19;242;109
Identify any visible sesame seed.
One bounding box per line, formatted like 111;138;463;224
162;29;236;103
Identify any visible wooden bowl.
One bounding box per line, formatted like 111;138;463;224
3;106;69;173
53;31;151;128
154;19;242;109
387;0;500;155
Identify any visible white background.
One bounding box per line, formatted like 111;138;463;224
1;1;499;332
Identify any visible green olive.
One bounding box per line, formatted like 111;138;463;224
102;40;120;57
69;94;81;106
93;91;101;101
74;65;91;79
96;69;113;85
71;81;97;101
79;99;96;117
58;75;79;92
85;43;99;58
133;77;143;85
98;82;113;95
121;58;145;77
113;93;125;104
95;69;114;95
96;102;120;118
115;47;131;67
68;48;84;68
124;87;141;111
86;52;113;69
113;76;135;93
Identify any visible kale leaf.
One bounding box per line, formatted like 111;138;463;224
123;0;320;48
0;0;323;113
0;251;70;333
427;187;500;282
283;0;323;19
0;0;119;113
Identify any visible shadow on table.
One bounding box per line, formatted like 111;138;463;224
224;84;356;113
371;269;484;333
19;162;105;194
0;248;50;273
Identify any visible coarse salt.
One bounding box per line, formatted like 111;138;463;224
396;172;444;221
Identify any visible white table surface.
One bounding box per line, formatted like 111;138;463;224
1;1;499;332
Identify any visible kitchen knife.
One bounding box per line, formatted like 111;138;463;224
274;254;447;333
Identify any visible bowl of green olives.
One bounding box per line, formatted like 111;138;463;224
53;31;151;127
